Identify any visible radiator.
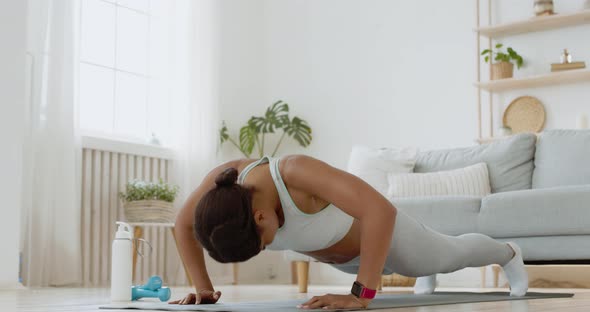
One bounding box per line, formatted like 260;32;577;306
80;139;188;286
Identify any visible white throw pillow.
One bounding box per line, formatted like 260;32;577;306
387;162;491;198
347;145;418;196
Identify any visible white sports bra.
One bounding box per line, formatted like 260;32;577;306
237;156;354;252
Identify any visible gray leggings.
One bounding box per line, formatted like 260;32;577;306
330;209;513;277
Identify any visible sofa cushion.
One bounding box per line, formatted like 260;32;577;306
347;145;417;196
387;163;491;198
414;133;536;193
532;129;590;189
478;185;590;238
391;196;481;236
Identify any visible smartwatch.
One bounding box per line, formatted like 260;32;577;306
350;281;376;299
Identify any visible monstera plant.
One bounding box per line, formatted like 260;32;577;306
219;100;313;158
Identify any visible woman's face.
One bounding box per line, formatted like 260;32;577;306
253;209;279;252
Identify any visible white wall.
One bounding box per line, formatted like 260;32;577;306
216;0;590;286
0;0;27;288
218;0;479;166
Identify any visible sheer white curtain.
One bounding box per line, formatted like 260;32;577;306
20;0;222;287
168;0;220;185
151;0;226;283
21;0;82;286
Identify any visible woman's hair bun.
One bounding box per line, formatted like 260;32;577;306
215;167;238;187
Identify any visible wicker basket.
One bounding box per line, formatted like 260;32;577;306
123;200;175;223
491;61;514;80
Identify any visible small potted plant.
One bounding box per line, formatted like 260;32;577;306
481;44;524;80
119;179;179;223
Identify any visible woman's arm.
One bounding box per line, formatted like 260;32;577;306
174;159;251;293
282;155;396;308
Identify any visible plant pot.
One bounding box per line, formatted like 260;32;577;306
123;200;175;223
491;62;514;80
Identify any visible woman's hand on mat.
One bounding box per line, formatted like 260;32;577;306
168;290;222;305
297;294;370;310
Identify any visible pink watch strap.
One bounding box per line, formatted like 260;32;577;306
360;287;376;299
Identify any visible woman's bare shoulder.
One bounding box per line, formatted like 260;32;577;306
279;154;325;174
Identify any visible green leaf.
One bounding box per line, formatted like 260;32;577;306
516;56;524;69
119;179;179;203
507;47;517;58
481;49;491;55
284;117;312;147
250;100;290;134
484;55;489;63
495;52;510;63
239;124;256;156
219;121;229;144
495;43;503;49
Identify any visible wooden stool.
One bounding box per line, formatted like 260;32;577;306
296;261;310;293
129;223;192;284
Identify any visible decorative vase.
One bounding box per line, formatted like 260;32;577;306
560;49;572;64
491;62;514;80
534;0;554;16
123;200;175;223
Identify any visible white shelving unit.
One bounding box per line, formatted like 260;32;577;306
475;68;590;92
474;2;590;143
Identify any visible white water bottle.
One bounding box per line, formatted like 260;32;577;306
111;221;133;302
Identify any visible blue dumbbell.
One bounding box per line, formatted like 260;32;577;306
137;275;163;291
132;286;171;302
131;275;171;301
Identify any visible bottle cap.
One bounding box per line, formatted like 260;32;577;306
115;221;132;240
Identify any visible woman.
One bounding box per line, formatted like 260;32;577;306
170;155;528;310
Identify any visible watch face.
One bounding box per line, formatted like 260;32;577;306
351;281;362;297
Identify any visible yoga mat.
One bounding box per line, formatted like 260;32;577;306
100;291;573;311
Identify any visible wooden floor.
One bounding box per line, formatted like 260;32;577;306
2;285;589;311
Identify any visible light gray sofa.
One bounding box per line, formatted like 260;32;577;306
396;129;590;263
291;129;590;292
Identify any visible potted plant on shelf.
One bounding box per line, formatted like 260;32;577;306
219;100;313;157
119;179;179;223
481;44;524;80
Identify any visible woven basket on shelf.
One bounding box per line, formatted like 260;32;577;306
502;96;546;134
491;61;514;80
123;200;175;223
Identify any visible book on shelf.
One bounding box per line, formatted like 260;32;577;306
551;61;586;72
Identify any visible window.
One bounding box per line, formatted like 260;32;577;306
79;0;170;145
